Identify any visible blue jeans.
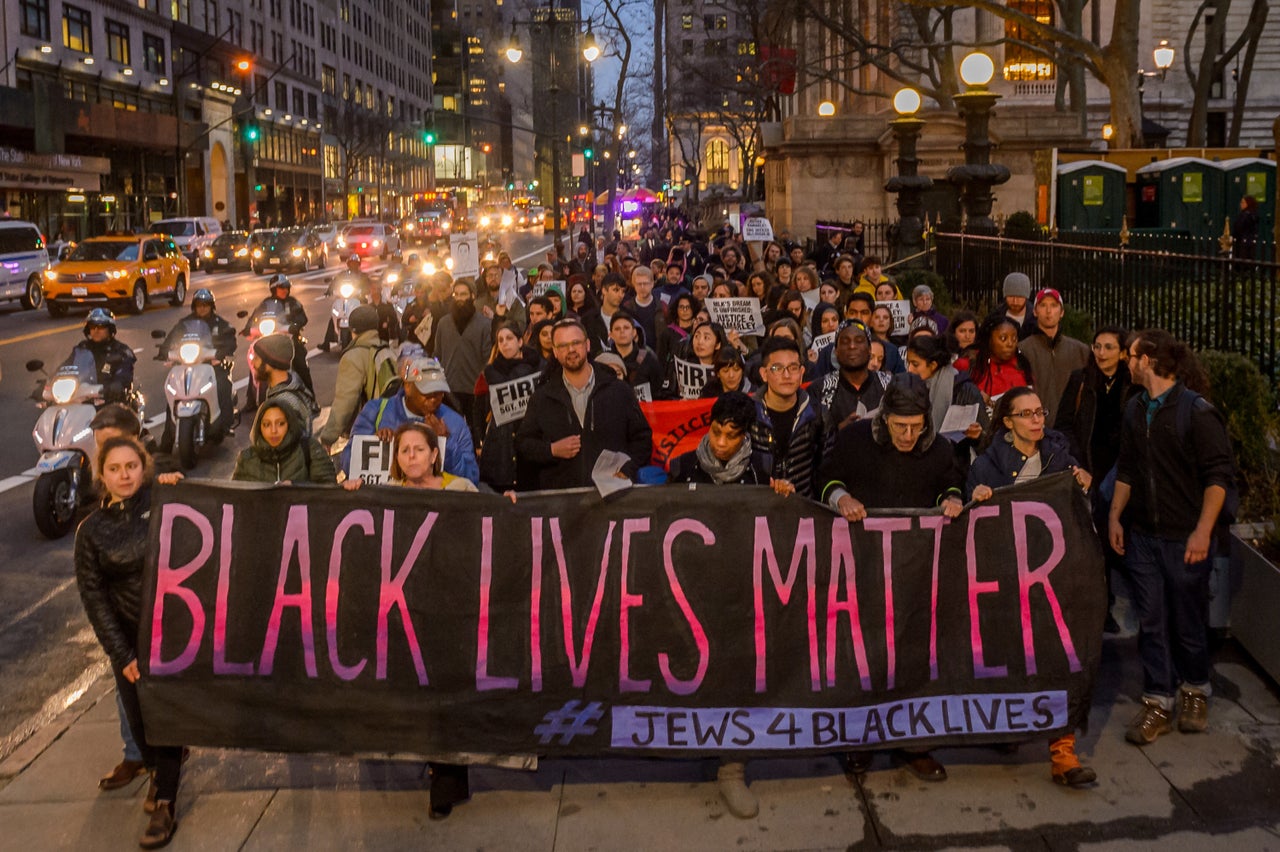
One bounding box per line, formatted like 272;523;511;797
117;690;142;762
1125;530;1213;700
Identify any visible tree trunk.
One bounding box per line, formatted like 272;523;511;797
1185;0;1232;146
1101;0;1142;146
1229;0;1268;145
651;0;668;189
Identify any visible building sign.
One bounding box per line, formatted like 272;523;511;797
0;147;107;192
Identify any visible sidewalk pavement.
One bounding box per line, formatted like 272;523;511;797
1;635;1279;852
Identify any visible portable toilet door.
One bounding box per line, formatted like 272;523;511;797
1220;157;1276;246
1056;160;1128;231
1133;157;1225;237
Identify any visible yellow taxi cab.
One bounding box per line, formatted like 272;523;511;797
43;232;191;317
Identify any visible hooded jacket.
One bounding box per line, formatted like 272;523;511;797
74;485;153;669
965;426;1077;499
478;346;544;490
318;329;390;446
818;408;962;509
233;401;336;484
516;362;653;490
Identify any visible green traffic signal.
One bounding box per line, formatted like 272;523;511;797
244;126;260;142
423;130;436;145
584;148;593;160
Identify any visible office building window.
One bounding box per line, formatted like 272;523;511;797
143;33;165;73
62;4;92;53
20;0;50;40
106;19;130;64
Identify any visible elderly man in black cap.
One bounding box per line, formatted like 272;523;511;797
319;305;397;449
817;372;964;783
251;333;317;437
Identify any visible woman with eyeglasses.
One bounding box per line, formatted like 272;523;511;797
965;385;1095;789
658;292;700;366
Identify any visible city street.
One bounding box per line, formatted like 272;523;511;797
0;230;551;763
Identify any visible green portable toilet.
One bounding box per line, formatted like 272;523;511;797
1220;157;1276;240
1056;160;1127;231
1133;157;1224;237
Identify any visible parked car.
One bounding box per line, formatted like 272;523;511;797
0;219;51;310
44;233;189;316
250;227;324;274
307;223;339;265
340;222;401;259
150;216;222;270
201;230;253;272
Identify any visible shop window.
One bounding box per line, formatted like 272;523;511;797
21;0;50;41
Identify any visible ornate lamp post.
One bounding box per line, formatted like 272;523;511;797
946;52;1010;234
885;87;932;268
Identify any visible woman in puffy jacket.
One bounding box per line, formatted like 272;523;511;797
74;435;184;848
232;400;336;484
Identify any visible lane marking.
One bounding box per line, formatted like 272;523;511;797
0;577;76;636
0;658;110;769
0;321;83;347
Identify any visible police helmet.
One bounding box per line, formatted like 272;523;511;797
84;308;117;336
268;274;291;292
192;288;215;308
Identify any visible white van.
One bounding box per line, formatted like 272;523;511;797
0;220;51;310
151;217;222;269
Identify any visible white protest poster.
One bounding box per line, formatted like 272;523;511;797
450;231;480;279
634;382;653;402
348;434;393;485
801;288;821;311
741;217;774;243
810;331;837;353
706;297;765;336
674;358;714;400
877;299;911;336
530;280;566;306
488;374;538;426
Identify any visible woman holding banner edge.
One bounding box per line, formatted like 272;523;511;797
75;436;185;848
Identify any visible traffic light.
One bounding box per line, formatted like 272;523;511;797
583;148;594;160
423;128;436;145
506;182;515;190
253;183;263;192
244;124;260;142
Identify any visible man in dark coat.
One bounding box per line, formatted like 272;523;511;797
516;319;652;490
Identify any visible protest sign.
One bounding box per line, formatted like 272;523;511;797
346;434;392;484
641;398;715;469
741;217;774;243
139;474;1105;757
531;280;566;304
634;383;653;403
877;300;911;336
674;358;715;400
488;375;538;427
706;298;765;336
449;232;480;279
810;331;836;354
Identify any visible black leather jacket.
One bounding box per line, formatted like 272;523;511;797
162;312;237;362
74;486;152;670
71;338;136;403
243;295;308;338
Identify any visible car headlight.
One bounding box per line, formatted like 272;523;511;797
252;249;262;258
258;318;277;335
292;247;303;257
339;282;354;299
483;252;495;262
372;239;381;248
179;342;201;364
235;248;248;257
479;216;491;228
203;249;213;258
50;378;77;404
441;221;450;230
45;269;57;280
502;215;513;227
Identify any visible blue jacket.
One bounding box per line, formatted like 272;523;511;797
341;390;480;484
965;427;1076;499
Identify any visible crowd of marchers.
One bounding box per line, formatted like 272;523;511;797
66;213;1235;846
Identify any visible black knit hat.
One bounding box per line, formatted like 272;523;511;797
253;334;294;370
881;372;930;417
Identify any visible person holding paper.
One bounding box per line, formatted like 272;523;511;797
965;386;1095;789
905;334;988;467
816;319;892;431
476;321;542;491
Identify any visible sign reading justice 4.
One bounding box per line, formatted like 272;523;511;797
138;475;1104;757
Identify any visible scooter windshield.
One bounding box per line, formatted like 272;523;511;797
56;348;99;381
176;318;214;346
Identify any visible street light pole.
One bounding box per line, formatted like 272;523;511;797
946;52;1010;234
885;88;932;269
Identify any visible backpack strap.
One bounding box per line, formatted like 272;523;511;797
373;396;392;431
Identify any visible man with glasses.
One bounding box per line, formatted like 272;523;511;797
1109;329;1235;746
516;319;652;490
817;372;963;782
1021;289;1089;420
748;336;826;499
817;320;892;431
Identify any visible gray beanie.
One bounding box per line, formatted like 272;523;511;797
1003;272;1031;299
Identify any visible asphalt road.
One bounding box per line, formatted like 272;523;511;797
0;229;551;763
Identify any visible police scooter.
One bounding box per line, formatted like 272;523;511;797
238;305;284;410
151;321;231;469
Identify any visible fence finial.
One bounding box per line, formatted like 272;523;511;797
1219;217;1234;255
1050;224;1059;241
1119;216;1130;247
996;211;1006;236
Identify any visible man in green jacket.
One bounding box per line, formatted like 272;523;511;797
319;306;394;449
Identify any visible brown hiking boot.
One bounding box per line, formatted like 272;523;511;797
1125;698;1173;745
99;759;147;791
139;800;177;849
1049;734;1097;787
1178;688;1209;733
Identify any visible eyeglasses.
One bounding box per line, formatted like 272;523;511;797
886;420;925;435
553;339;587;351
766;363;804;376
1010;407;1050;420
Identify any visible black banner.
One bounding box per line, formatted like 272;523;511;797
138;474;1105;756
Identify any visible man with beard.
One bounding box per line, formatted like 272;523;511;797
816;319;892;431
516;319;652;490
250;333;316;438
433;279;493;439
719;244;749;285
656;261;690;306
569;242;597;277
476;263;527;332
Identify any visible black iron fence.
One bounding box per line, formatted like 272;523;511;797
812;218;896;261
934;231;1280;385
1056;228;1276;264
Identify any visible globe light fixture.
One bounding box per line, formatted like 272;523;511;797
581;27;600;63
959;52;996;88
817;100;836;117
893;87;922;116
1153;40;1174;78
1102;123;1115;141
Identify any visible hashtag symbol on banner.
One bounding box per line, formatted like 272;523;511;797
533;701;606;744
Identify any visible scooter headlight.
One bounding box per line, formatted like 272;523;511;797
445;257;454;270
339;282;354;299
441;220;451;230
386;272;399;284
258;318;277;336
179;342;201;365
423;262;436;275
50;377;77;404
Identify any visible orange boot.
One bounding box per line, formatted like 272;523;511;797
1050;734;1096;787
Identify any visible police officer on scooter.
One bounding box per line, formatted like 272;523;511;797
321;254;373;351
159;288;237;440
71;309;136;405
242;273;315;401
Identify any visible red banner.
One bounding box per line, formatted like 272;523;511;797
641;398;715;470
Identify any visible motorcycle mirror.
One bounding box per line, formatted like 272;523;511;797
150;329;165;339
236;310;249;319
25;359;44;372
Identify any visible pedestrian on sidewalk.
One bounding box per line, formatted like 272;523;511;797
75;435;183;848
1109;329;1235;745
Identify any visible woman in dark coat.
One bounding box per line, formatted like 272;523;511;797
232;401;336;484
75;436;184;848
476;320;543;490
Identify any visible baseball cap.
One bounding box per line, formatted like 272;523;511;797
1035;288;1063;306
403;357;450;395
